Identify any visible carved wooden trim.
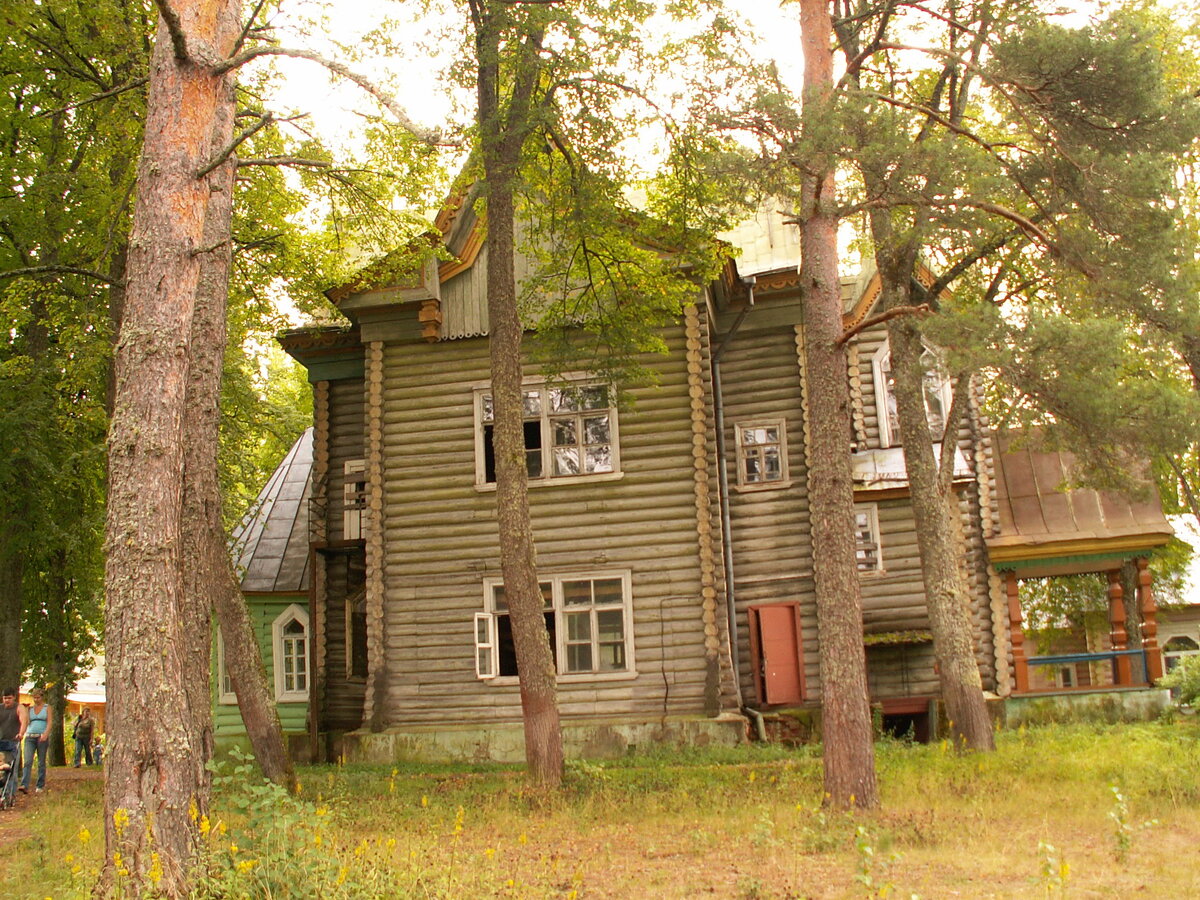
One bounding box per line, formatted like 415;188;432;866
309;381;330;751
1007;571;1029;694
685;304;723;716
362;342;389;730
1137;557;1163;681
1108;571;1133;686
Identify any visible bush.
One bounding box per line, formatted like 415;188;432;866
1159;655;1200;706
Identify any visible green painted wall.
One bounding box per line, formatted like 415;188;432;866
212;594;309;736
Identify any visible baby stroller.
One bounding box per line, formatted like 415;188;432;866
0;740;19;810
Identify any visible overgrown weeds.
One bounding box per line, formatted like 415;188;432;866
4;720;1198;898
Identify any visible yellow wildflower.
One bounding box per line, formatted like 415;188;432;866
485;848;496;860
336;866;348;885
78;827;91;845
112;808;130;837
217;821;228;836
229;843;239;855
236;859;257;874
188;798;199;822
148;852;163;885
385;838;396;849
199;815;211;837
518;832;528;845
420;795;428;808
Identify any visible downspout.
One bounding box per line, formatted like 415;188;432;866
712;277;767;742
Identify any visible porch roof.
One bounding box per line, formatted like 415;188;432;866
230;428;313;593
986;433;1174;577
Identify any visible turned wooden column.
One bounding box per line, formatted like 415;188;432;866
1108;571;1133;686
1137;557;1164;682
1006;571;1029;694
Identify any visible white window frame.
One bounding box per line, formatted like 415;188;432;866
343;459;367;540
734;419;790;490
1163;634;1200;673
855;503;883;574
272;603;310;702
872;341;953;449
216;629;236;705
472;378;622;489
475;570;636;683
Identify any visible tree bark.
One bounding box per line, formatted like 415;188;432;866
181;29;297;792
101;0;240;892
870;238;995;752
798;0;878;810
473;0;564;788
0;534;23;693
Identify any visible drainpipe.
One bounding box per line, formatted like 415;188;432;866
712;277;767;742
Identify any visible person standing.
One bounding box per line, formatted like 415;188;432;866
72;708;95;767
0;688;28;780
20;688;51;793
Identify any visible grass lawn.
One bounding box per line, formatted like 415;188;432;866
2;719;1198;898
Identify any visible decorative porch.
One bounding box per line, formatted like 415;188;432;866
987;434;1174;699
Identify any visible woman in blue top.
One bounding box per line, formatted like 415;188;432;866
20;687;52;793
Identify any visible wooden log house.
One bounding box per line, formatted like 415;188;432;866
228;199;1174;760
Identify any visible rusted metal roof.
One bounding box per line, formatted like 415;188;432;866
987;433;1174;575
230;429;312;593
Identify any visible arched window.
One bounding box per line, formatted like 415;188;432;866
272;604;310;702
872;342;952;448
1163;634;1200;673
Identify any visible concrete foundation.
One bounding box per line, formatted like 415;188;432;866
1003;687;1172;728
340;714;749;764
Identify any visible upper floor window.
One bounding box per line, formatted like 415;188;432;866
475;571;634;681
272;604;310;702
474;381;619;486
872;343;952;448
343;459;366;540
855;503;883;573
735;420;789;489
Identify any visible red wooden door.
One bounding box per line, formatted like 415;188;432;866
750;603;804;705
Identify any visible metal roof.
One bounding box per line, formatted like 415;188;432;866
987;433;1174;575
230;429;313;593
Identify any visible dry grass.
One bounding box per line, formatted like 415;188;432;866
2;719;1198;898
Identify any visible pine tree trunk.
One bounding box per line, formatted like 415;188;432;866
474;2;564;788
798;0;878;810
874;249;994;751
0;534;22;692
182;50;297;793
101;0;240;892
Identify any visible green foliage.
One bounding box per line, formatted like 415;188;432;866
1159;655;1200;705
1107;783;1157;863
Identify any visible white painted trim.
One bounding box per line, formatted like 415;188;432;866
733;417;790;489
216;630;236;705
477;569;636;680
272;603;310;702
871;339;953;449
854;503;884;574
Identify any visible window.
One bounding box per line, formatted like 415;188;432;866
216;630;235;705
343;459;366;539
735;420;789;488
272;604;310;702
1164;635;1200;673
872;343;952;448
475;572;634;680
346;587;368;681
475;382;619;485
855;504;882;573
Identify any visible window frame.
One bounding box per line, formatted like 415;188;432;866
472;378;622;489
476;570;637;684
733;418;791;491
343;458;367;540
271;603;311;703
216;629;236;705
871;341;953;449
854;503;884;574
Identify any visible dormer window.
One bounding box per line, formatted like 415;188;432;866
872;342;952;448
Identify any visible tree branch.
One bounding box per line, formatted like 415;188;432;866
837;303;931;346
153;0;192;62
197;112;275;177
0;265;120;285
212;47;451;146
235;156;333;169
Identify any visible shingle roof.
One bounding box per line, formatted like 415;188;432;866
230;429;312;593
